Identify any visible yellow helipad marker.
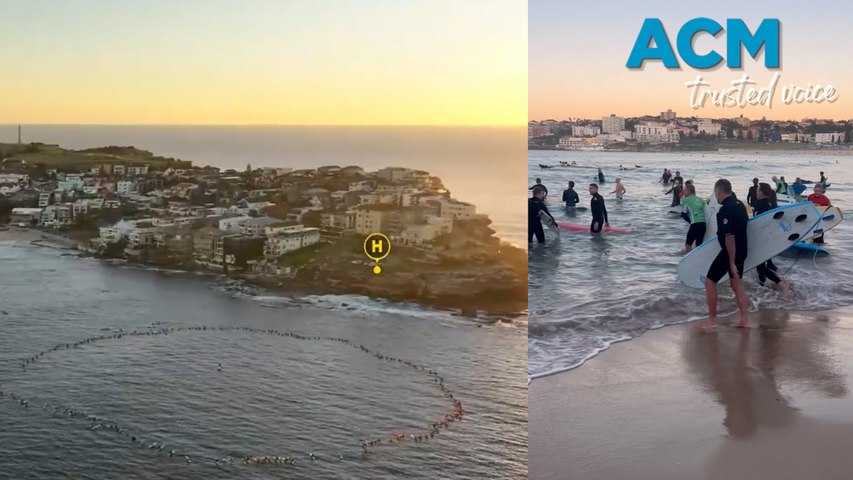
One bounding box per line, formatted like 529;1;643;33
363;233;391;275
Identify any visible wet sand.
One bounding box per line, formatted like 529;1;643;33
530;308;853;480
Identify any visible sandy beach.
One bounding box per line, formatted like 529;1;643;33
0;226;77;247
530;308;853;480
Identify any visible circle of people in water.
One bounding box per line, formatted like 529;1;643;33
0;324;465;469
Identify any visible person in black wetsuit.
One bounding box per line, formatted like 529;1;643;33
701;178;750;330
529;178;548;197
562;181;580;208
672;171;684;186
529;186;555;244
746;177;759;215
588;183;608;232
597;168;605;184
754;183;793;296
665;180;683;207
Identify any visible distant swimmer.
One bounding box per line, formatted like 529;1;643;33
610;178;626;201
680;184;706;253
746;177;759;215
588;183;609;233
701;179;750;330
528;186;555;244
217;362;222;372
529;178;548;197
755;184;794;297
562;181;580;208
597;168;605;184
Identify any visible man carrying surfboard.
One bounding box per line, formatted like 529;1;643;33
702;179;750;330
680;184;706;253
589;183;609;233
529;186;556;244
563;181;580;208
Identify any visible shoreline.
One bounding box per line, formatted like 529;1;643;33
530;306;853;480
0;227;526;321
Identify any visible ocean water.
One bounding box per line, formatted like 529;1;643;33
0;244;527;479
528;150;853;381
0;125;526;247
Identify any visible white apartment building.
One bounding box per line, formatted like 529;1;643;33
320;212;355;230
127;228;158;248
354;206;387;234
376;167;410;183
127;165;149;175
264;227;321;257
572;125;601;137
601;115;625;134
660;109;677;121
815;132;846;143
117;180;137;194
698;121;722;136
397;216;453;247
633;123;680;143
439;199;476;220
219;216;252;232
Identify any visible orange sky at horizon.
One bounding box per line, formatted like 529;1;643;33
0;1;526;127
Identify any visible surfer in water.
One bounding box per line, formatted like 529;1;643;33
746;177;759;215
597;168;605;184
790;177;807;200
808;184;831;244
589;183;609;233
529;186;555;244
819;171;828;189
562;181;580;208
610;178;626;201
775;176;788;195
672;171;684;186
530;178;548;197
701;179;750;330
665;180;683;207
754;183;794;297
662;169;672;184
680;184;706;253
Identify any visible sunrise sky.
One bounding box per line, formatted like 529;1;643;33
530;0;853;121
0;0;526;126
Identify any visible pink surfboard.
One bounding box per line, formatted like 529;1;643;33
558;222;634;233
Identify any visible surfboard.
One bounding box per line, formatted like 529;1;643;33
668;205;683;215
677;202;822;289
806;206;843;240
557;222;634;233
789;242;829;255
566;206;588;211
538;210;559;234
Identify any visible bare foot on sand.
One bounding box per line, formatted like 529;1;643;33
697;320;718;331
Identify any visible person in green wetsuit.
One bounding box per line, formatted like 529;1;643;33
680;183;706;253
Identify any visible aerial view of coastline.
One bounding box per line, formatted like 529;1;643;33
528;1;853;479
0;1;527;479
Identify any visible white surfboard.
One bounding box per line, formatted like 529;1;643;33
703;195;720;242
805;206;843;240
678;202;822;289
538;210;559;235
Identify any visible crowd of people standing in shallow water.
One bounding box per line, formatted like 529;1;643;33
0;323;464;469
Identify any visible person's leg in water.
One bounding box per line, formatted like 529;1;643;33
756;263;769;286
533;224;545;244
730;264;750;328
590;219;603;233
762;263;794;297
701;253;729;330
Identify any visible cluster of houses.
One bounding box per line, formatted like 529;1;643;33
1;157;482;274
529;113;851;149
